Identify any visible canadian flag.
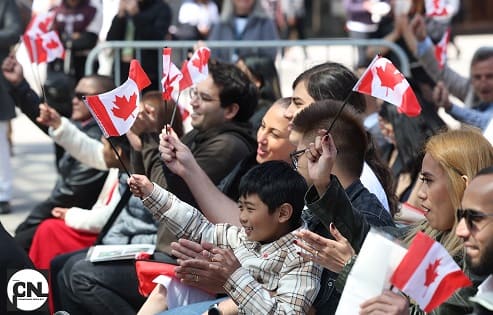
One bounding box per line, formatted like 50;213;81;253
25;11;55;38
425;0;449;17
435;28;450;69
23;31;64;64
390;232;472;312
162;48;183;101
161;48;190;121
85;60;151;137
179;47;211;91
353;55;421;117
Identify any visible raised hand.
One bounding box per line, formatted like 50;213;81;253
294;223;355;273
410;15;427;42
159;127;196;178
433;81;451;110
37;103;62;129
1;54;24;86
306;130;337;196
128;174;154;198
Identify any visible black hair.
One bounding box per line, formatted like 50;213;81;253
475;166;493;177
292;100;367;177
209;61;259;123
292;62;366;113
238;161;307;230
239;55;282;102
107;135;131;159
83;74;116;94
471;47;493;66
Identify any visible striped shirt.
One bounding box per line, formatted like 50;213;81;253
143;184;322;314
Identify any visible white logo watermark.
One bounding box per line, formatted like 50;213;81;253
7;269;49;311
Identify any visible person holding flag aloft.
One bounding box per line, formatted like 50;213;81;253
2;54;113;251
294;128;493;315
404;14;493;131
0;0;23;214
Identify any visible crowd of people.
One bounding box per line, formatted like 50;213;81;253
1;0;493;315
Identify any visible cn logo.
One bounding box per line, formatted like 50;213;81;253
7;269;49;311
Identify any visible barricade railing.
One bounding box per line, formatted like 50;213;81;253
85;39;410;88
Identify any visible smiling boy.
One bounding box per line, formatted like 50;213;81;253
128;161;321;314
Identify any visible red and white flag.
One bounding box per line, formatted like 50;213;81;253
25;11;55;38
434;28;450;69
425;0;449;17
161;48;190;120
179;47;211;91
161;48;183;101
23;31;64;64
390;232;472;312
85;60;151;137
353;55;421;117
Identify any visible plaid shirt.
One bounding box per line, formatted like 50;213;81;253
143;184;322;314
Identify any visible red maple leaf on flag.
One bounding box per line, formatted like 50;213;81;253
45;39;60;49
112;93;137;121
376;63;404;95
424;258;441;287
163;72;180;101
38;19;51;33
192;48;210;72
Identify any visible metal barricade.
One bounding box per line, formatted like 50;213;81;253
85;39;410;88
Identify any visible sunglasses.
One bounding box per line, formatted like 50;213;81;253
456;208;493;230
74;92;86;100
290;148;308;170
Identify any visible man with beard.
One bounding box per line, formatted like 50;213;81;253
456;166;493;314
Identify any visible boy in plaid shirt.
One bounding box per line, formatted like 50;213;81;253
129;160;322;314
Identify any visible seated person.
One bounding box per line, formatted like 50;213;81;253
2;55;113;251
28;135;131;269
295;128;493;314
128;161;322;314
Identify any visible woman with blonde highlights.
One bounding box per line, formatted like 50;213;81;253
295;127;493;315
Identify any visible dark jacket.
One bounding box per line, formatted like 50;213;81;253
308;175;479;315
0;222;39;315
0;0;23;121
217;153;258;202
9;81;108;251
208;0;279;62
106;0;171;88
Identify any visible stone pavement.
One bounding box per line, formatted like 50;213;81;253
1;33;490;236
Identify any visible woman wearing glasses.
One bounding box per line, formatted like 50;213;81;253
283;62;397;216
295;127;493;315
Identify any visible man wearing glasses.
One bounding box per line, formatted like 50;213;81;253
456;166;493;314
138;61;257;209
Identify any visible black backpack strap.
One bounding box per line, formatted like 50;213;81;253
94;185;132;245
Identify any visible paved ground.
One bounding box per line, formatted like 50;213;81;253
1;34;490;236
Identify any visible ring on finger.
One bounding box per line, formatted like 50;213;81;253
314;250;319;258
192;273;199;282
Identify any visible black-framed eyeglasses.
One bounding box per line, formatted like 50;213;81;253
456;208;493;230
290;148;308;170
189;88;220;103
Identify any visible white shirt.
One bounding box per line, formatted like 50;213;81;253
361;162;390;212
470;275;493;311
